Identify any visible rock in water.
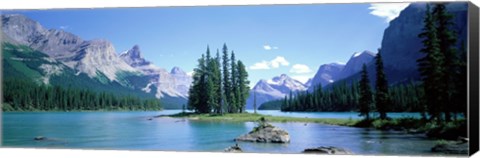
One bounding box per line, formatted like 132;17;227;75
235;123;290;143
303;146;353;154
34;136;46;141
224;144;243;152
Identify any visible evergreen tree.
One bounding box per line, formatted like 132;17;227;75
417;4;445;123
454;42;467;119
433;3;458;122
359;64;373;120
189;54;210;113
205;46;215;113
237;60;250;113
213;50;223;114
222;44;232;113
230;51;238;113
374;50;389;120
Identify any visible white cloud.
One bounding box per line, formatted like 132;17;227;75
290;64;312;74
291;75;312;84
59;25;69;30
249;61;270;70
249;56;290;70
263;45;272;50
369;3;410;23
263;45;279;50
187;71;194;76
270;56;289;68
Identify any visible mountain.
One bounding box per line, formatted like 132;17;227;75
304;78;313;87
1;14;193;108
337;50;375;79
119;45;192;98
2;42;156;99
322;3;468;89
307;51;374;91
170;67;193;97
1;14;138;83
309;3;467;90
307;62;345;91
376;3;468;84
246;74;307;109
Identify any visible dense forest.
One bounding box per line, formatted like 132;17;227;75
188;44;250;114
2;78;162;111
281;3;466;122
278;78;425;113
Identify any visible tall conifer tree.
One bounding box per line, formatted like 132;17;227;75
375;50;389;120
359;64;373;120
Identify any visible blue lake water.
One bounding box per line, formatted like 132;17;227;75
2;110;445;155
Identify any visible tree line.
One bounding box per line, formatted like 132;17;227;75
188;44;250;114
281;3;466;122
281;52;424;115
2;78;162;111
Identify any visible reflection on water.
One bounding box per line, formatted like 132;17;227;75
2;110;441;155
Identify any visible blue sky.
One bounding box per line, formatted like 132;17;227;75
4;3;409;87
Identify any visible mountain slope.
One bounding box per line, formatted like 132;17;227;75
2;42;156;99
246;74;307;109
307;62;345;91
378;2;468;84
119;45;192;98
2;14;191;109
1;14;139;83
307;51;374;90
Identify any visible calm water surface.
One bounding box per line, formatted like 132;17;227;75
2;110;443;155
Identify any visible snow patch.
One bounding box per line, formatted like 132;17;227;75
39;64;64;84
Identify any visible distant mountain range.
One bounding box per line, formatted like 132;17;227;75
307;50;375;92
1;14;192;108
247;51;375;109
246;74;307;109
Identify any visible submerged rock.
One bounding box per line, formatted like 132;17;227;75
224;144;243;152
235;123;290;143
303;146;353;154
34;136;46;141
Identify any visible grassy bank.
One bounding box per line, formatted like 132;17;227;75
162;112;360;126
353;117;467;140
164;112;467;140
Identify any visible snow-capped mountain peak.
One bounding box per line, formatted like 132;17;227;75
119;45;151;67
351;50;375;59
171;66;186;75
247;74;307;109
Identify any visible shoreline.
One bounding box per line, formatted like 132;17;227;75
158;112;467;141
158;112;360;126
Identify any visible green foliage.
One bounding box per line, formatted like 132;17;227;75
168;112;359;126
374;50;389;119
2;78;162;111
417;3;466;123
258;100;282;110
359;64;373;120
189;44;249;114
236;60;250;113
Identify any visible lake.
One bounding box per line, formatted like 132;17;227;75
2;110;442;155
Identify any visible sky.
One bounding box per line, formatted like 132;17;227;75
3;3;409;88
